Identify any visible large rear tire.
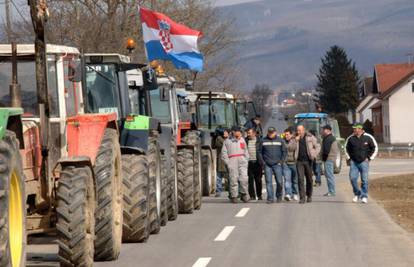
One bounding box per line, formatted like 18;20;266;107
148;135;162;234
93;129;123;261
177;148;194;214
57;166;95;267
167;139;178;221
121;154;150;243
0;131;26;267
159;154;169;227
184;132;202;210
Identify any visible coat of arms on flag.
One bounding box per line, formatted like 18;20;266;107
158;20;173;53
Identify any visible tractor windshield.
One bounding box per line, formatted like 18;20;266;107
198;99;235;128
85;64;121;118
236;102;248;126
0;58;59;117
295;118;321;136
149;88;171;123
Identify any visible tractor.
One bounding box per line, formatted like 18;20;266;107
83;53;173;242
0;44;123;266
294;113;344;173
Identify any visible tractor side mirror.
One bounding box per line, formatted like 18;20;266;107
185;81;194;91
68;60;82;83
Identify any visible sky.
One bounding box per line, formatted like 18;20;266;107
212;0;262;7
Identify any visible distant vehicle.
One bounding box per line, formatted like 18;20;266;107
294;113;344;174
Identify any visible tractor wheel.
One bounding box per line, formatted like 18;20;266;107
159;154;169;227
0;131;26;267
148;135;162;234
201;149;212;196
177;148;194;214
93;129;123;261
183;132;202;210
334;148;343;174
121;154;150;243
57;166;95;267
167;138;178;221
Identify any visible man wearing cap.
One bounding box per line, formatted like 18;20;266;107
345;123;378;204
258;127;287;203
221;126;250;203
321;125;339;196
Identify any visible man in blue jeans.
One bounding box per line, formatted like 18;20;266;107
258;127;287;203
345;124;378;204
321;125;339;196
283;128;299;201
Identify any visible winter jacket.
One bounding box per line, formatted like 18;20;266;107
221;136;249;166
297;133;321;162
214;136;227;172
284;138;298;164
322;134;339;162
257;135;287;166
346;133;377;163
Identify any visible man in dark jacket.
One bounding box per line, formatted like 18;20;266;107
246;128;262;200
321;125;339;197
346;123;377;204
258;127;287;203
244;115;263;137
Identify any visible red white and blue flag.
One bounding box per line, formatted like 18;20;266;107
139;7;204;72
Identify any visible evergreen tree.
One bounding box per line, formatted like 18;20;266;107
315;46;360;114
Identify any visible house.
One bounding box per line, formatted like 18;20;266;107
370;63;414;144
356;77;380;124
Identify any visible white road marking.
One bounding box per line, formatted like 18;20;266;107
235;207;250;218
214;226;235;241
192;257;211;267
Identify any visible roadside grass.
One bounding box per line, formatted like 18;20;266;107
370;174;414;233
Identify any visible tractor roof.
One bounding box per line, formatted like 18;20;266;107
192;92;235;100
0;44;80;56
84;53;131;64
294;113;328;119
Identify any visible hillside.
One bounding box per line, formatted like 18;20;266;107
218;0;414;90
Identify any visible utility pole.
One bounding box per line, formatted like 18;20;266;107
5;0;12;42
28;0;50;180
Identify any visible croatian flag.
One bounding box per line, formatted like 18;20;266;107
139;7;204;72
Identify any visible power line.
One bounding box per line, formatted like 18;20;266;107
9;0;30;25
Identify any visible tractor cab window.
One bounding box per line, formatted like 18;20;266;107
64;57;82;117
150;87;171;123
295;118;321;136
85;64;121;118
198;99;234;128
236;102;248;126
0;57;59;117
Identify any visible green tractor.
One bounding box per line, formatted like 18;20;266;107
83;54;172;242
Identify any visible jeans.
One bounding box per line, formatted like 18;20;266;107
324;160;336;194
216;171;226;193
297;160;313;200
349;160;369;198
313;161;322;183
264;164;283;201
284;163;298;195
248;161;262;199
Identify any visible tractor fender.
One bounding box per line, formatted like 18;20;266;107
0;108;24;148
66;113;118;165
53;156;94;178
120;146;146;155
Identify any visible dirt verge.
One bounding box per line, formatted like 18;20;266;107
370;174;414;233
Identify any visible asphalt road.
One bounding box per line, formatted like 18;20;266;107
27;158;414;267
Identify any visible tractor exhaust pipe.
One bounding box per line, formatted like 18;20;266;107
10;42;22;107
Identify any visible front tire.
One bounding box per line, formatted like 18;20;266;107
57;166;95;267
167;139;178;221
183;132;202;210
148;135;162;234
0;131;26;267
121;154;150;243
93;129;123;261
177;148;194;214
201;149;212;196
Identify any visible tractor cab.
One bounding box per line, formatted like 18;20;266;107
235;99;257;127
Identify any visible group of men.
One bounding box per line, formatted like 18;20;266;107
215;117;378;205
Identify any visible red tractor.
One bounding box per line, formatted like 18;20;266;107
0;43;123;266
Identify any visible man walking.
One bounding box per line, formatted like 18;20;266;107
258;127;287;203
213;127;229;197
221;126;250;203
345;123;378;204
309;130;322;187
296;125;320;204
283;128;299;201
321;125;339;197
246;128;262;200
